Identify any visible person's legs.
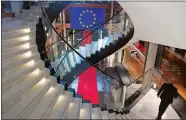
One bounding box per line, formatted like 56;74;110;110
157;100;170;119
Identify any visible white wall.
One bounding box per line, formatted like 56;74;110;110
118;2;186;50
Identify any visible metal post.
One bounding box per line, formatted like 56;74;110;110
62;10;67;50
52;19;58;59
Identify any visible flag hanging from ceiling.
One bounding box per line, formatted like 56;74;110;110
70;7;105;30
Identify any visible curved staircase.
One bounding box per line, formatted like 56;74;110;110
1;4;143;119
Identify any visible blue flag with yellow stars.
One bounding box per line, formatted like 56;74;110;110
70;7;105;30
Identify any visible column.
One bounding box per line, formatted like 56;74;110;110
62;10;67;50
108;1;114;35
142;43;158;91
59;12;62;36
108;54;115;67
117;49;123;63
52;19;58;59
107;1;114;67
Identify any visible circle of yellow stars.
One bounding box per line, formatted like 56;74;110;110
79;9;97;28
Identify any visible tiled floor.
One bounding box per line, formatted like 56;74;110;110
131;89;180;119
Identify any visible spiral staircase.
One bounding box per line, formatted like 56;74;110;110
1;2;144;119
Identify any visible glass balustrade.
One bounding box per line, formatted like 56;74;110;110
39;1;134;109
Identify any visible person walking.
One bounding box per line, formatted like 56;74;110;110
36;17;46;54
156;81;178;120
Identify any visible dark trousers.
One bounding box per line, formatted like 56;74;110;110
37;44;45;53
157;99;171;119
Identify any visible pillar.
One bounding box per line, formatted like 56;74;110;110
108;1;114;35
59;12;62;36
142;43;158;91
107;1;114;67
52;19;58;59
117;49;123;63
108;54;115;67
62;10;67;50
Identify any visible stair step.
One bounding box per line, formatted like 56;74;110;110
91;41;98;54
2;60;45;91
85;44;91;57
2;69;50;113
79;103;92;119
2;53;40;76
2;34;35;44
130;112;141;119
121;114;128;119
47;91;73;119
101;111;110;119
109;112;117;119
102;37;109;48
26;84;64;119
106;36;114;46
2;76;56;119
2;25;35;34
2;45;37;62
64;97;82;119
79;46;87;58
92;107;102;119
128;113;138;119
2;31;35;41
116;114;123;119
2;47;38;66
125;113;133;119
97;39;104;51
2;39;36;52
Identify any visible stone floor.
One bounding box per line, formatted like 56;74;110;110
131;89;180;119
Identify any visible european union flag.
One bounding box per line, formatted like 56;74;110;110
70;7;105;30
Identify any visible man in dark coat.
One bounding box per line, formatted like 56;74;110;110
156;81;178;120
36;17;46;54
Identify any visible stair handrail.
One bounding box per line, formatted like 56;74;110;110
40;2;126;85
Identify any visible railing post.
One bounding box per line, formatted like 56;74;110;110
51;19;58;59
62;10;67;50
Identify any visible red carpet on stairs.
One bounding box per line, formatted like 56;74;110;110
77;30;99;104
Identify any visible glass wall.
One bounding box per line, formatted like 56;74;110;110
121;40;149;82
155;45;186;100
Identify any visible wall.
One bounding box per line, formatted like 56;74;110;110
118;2;186;50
